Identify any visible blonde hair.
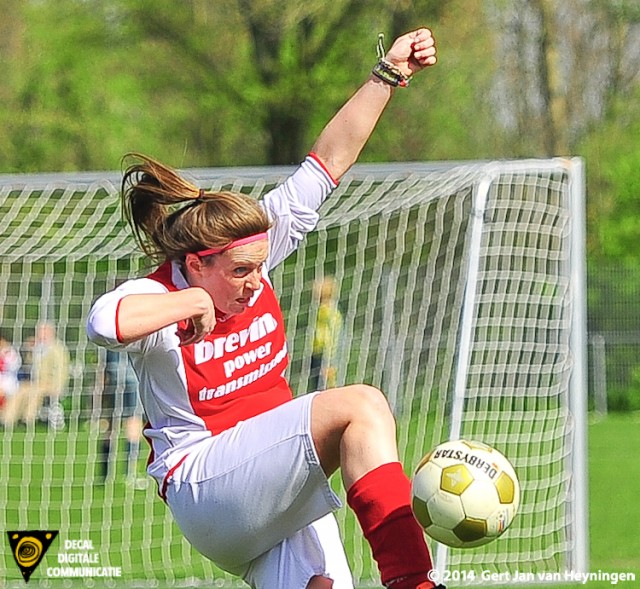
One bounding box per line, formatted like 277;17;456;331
314;276;338;303
121;153;271;262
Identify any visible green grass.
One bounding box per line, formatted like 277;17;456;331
1;414;639;588
586;413;640;576
458;412;640;589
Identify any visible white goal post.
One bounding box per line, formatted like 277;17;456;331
0;158;587;587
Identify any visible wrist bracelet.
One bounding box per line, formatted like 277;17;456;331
372;33;411;87
372;58;411;87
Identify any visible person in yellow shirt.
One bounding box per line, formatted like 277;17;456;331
310;277;343;391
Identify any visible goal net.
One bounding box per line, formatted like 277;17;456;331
0;158;587;587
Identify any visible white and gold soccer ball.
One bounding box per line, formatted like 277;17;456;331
411;439;520;548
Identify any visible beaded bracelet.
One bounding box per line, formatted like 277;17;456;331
372;58;411;87
372;33;411;88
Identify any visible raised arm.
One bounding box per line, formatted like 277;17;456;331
311;28;437;181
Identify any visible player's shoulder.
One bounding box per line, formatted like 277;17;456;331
115;276;170;296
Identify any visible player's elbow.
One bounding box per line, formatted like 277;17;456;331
86;295;121;347
310;150;355;183
86;312;112;348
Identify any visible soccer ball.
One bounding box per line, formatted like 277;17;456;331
411;439;520;548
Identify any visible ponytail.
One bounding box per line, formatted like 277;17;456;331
121;153;271;262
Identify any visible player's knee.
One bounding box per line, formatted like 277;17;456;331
306;575;333;589
345;384;395;430
312;384;395;441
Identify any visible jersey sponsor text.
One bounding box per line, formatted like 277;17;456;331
198;342;288;401
194;313;278;365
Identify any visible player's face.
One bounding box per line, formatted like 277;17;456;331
188;239;269;317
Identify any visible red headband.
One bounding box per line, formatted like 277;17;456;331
196;232;269;257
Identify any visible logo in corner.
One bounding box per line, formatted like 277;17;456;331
7;530;59;583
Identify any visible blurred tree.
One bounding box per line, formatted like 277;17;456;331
0;1;25;167
122;0;449;166
0;1;169;172
486;0;640;157
0;0;637;177
0;0;495;170
580;86;640;262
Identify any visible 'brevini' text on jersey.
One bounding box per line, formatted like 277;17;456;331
194;312;279;367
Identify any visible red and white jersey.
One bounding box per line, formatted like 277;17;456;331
87;155;337;484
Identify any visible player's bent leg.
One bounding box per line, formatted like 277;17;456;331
311;384;398;488
164;394;350;580
243;514;353;589
311;385;438;589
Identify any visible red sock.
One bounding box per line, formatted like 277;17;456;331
346;462;435;589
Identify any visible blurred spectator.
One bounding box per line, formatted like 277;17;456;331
309;276;343;391
17;336;35;387
98;349;144;486
30;321;70;430
0;332;22;427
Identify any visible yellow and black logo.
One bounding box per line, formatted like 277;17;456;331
7;530;58;583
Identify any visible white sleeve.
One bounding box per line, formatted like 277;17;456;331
86;278;169;352
264;154;337;270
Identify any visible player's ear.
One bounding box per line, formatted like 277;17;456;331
184;253;205;276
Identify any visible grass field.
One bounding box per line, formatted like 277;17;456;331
481;412;640;589
582;413;640;586
1;413;639;588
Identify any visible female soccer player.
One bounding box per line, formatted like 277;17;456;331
87;27;443;589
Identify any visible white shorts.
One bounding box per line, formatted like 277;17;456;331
163;392;354;588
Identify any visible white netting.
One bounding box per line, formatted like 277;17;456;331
0;159;586;587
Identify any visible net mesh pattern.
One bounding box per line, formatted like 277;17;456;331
0;160;580;587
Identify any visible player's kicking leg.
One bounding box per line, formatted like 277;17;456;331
311;385;441;589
